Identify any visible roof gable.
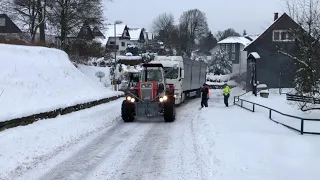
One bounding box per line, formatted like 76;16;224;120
244;13;299;50
0;14;22;33
104;24;130;39
92;27;105;38
129;28;145;42
77;21;94;40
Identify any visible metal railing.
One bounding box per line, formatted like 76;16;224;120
233;96;320;135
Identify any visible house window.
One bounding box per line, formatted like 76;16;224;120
273;30;294;41
232;44;235;52
226;44;230;52
231;53;235;61
121;42;125;47
220;44;225;50
109;41;115;45
0;18;5;26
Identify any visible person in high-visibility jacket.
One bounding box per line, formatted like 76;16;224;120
223;83;231;107
201;83;210;108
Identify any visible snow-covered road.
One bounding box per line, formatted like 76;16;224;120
37;99;206;180
1;88;320;180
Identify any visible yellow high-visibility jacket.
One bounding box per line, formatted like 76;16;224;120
223;85;230;95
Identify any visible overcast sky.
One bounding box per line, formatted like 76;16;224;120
103;0;286;35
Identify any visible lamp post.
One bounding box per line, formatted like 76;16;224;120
108;20;122;91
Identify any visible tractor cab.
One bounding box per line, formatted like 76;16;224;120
121;63;176;123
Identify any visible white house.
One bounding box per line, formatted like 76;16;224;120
128;28;145;48
101;24;131;55
217;36;253;74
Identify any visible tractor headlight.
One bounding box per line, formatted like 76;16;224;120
163;95;168;101
126;96;132;101
174;94;176;98
159;97;164;102
130;98;135;102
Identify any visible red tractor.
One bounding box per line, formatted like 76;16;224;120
121;63;176;122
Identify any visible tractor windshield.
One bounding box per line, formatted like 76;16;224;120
140;68;163;82
163;67;179;79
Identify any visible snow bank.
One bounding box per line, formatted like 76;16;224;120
198;105;320;180
77;64;111;89
206;74;239;86
0;44;123;122
207;73;231;82
241;91;320;133
0;99;123;179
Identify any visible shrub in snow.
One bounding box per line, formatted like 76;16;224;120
259;89;269;98
208;49;232;74
99;61;106;67
141;53;156;63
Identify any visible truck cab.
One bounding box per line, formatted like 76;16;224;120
149;56;185;105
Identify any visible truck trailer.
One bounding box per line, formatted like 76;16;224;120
149;56;207;105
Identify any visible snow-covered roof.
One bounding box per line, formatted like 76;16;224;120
117;55;142;60
129;28;142;41
104;24;127;39
218;36;252;46
248;52;261;59
93;37;108;45
244;35;259;41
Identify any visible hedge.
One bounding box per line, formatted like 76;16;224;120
0;95;124;132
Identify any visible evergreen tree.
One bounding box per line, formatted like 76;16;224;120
209;49;232;75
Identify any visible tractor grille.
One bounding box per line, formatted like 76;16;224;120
140;83;153;101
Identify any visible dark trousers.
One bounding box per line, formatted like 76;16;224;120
224;94;229;107
201;97;208;107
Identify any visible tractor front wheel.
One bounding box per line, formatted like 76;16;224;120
163;97;176;122
121;100;135;122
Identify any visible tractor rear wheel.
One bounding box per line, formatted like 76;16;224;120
121;100;135;122
163;97;176;122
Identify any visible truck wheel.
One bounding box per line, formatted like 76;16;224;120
163;98;176;122
121;100;135;122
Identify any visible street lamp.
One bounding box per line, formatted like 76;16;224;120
107;20;123;91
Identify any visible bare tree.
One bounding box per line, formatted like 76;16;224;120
279;0;320;111
178;9;209;57
152;12;175;36
46;0;104;50
0;0;46;42
216;28;241;41
152;12;177;51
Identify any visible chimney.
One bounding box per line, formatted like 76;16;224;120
274;13;279;21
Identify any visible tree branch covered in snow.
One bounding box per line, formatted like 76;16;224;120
208;49;232;75
280;0;320;111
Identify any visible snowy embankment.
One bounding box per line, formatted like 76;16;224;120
77;64;111;89
206;73;237;86
0;98;124;180
196;89;320;180
0;44;123;122
240;89;320;133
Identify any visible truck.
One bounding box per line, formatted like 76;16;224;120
121;63;176;122
149;56;207;105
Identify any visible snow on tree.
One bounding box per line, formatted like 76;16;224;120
141;53;156;63
209;49;232;75
278;0;320;111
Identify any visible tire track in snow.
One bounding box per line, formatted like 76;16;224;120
114;122;171;180
37;121;146;180
103;99;198;180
